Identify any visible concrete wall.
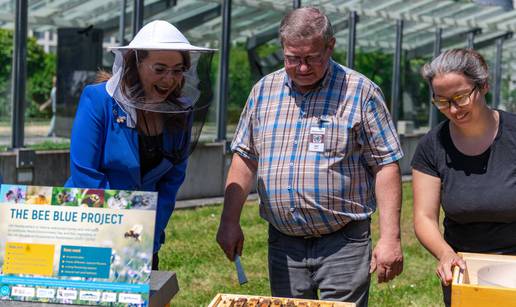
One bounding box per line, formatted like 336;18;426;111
0;135;422;198
176;142;228;200
0;150;70;186
398;133;421;175
0;143;230;199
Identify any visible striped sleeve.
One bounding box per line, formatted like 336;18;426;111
230;84;259;161
360;86;403;166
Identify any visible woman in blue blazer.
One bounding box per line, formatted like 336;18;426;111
66;20;215;270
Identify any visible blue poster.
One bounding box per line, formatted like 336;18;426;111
0;185;157;306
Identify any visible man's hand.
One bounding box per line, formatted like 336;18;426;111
216;154;257;261
370;238;403;283
371;162;403;283
216;220;244;261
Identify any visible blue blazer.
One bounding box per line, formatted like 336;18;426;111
65;82;187;252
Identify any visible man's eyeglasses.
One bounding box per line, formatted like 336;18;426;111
432;86;477;110
284;54;324;67
146;64;186;77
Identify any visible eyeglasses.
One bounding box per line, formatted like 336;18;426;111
145;63;186;78
432;86;477;109
284;54;324;67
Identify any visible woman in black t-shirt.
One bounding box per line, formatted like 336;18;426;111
411;48;515;306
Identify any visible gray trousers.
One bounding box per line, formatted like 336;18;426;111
268;220;372;307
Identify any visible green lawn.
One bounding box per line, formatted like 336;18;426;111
160;183;443;306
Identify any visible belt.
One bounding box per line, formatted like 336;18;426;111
302;219;370;239
303;234;322;239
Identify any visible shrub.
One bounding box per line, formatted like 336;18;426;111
0;29;56;120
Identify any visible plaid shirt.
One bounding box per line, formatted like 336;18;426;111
231;60;403;236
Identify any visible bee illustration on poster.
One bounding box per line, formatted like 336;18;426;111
26;186;53;205
0;184;27;204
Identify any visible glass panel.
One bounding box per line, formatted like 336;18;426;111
0;0;13;150
199;0;286;142
500;38;516;113
355;15;396;117
1;0;514;147
482;44;498;107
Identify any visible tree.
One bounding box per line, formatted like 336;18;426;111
0;28;56;119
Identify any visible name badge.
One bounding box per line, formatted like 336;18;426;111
308;127;325;152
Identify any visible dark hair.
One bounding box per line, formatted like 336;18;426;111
96;49;192;101
421;48;489;89
279;7;334;47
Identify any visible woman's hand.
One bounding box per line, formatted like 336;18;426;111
436;251;466;286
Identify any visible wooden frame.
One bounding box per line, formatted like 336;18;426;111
452;252;516;307
208;293;356;307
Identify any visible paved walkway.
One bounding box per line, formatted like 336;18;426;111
0;122;68;146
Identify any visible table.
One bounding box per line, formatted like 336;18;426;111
0;271;178;307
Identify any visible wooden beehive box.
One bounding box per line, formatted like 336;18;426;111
208;293;356;307
452;252;516;307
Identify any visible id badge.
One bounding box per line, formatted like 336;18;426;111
308;127;325;152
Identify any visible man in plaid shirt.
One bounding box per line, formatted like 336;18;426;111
217;7;403;306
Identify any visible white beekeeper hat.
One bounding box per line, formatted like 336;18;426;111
106;20;216;128
109;20;215;52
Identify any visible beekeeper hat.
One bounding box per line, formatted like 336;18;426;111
109;20;215;52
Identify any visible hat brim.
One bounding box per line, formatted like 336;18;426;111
109;42;216;52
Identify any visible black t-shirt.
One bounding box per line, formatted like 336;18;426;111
411;110;516;254
138;133;164;177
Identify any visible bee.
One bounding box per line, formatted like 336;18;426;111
124;224;143;242
81;194;102;208
57;191;75;205
28;194;49;205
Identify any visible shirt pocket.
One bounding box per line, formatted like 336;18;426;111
322;116;354;158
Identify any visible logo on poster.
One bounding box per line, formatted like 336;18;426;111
118;293;142;304
57;289;77;300
101;292;117;302
12;286;35;297
36;288;55;299
0;286;10;296
79;291;100;301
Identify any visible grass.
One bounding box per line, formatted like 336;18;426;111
27;140;70;151
0;120;70;152
0;141;70;152
159;182;442;306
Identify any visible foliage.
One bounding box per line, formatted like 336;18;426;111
210;43;435;127
2;32;513;132
27;52;56;118
210;43;253;124
161;182;442;306
0;29;56;120
501;78;516;112
404;56;432;127
355;49;394;103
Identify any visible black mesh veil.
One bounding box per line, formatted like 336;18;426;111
106;49;215;166
131;51;215;165
106;20;216;170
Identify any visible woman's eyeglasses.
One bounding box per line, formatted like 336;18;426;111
146;64;186;78
432;86;477;109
